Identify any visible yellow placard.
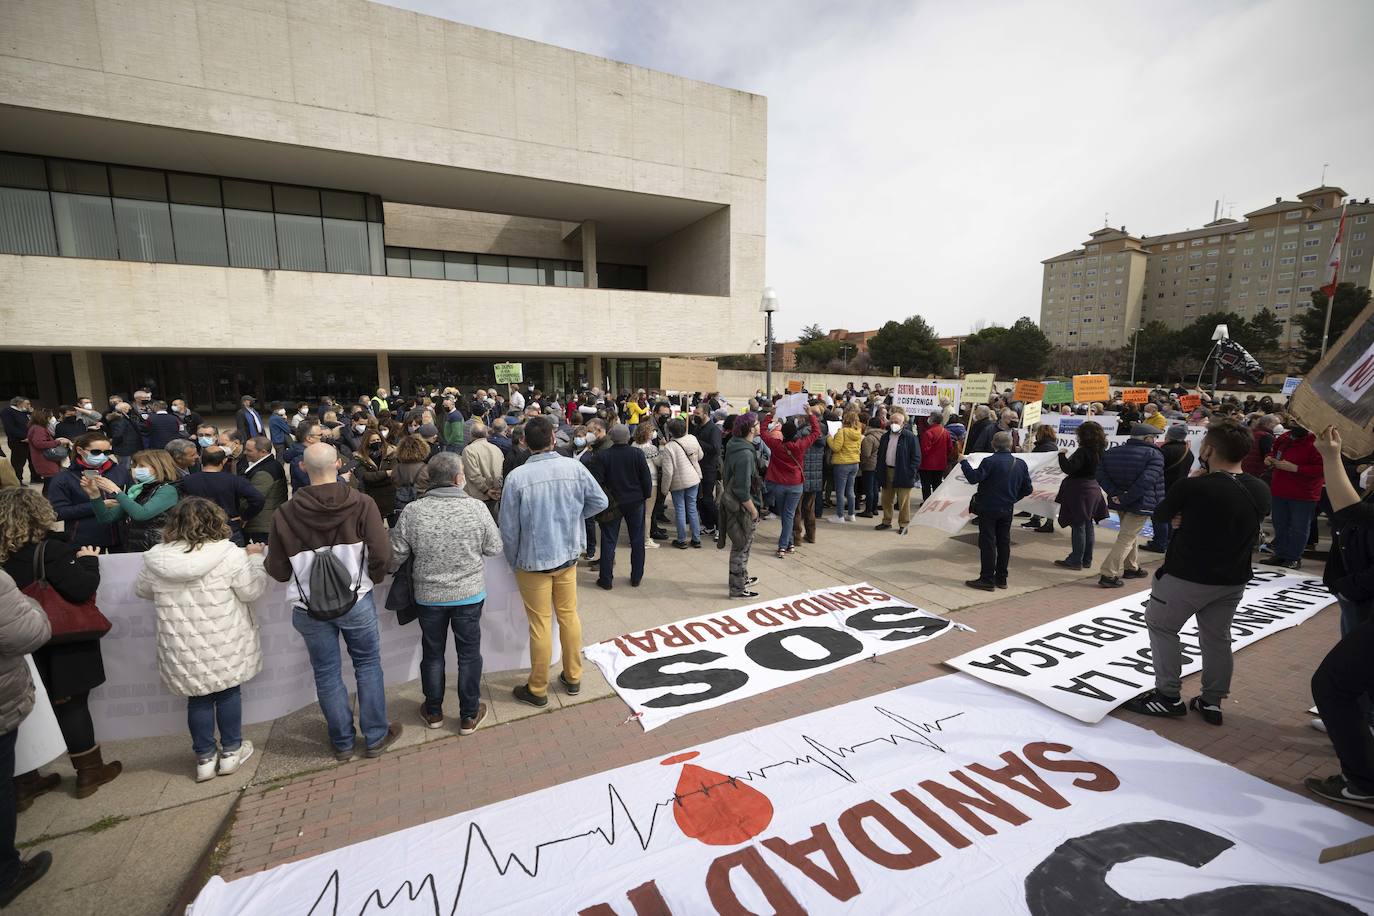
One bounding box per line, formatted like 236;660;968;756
961;373;995;403
1012;380;1046;403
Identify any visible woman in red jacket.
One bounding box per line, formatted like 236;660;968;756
761;406;821;557
1263;423;1323;569
24;408;68;496
917;412;952;500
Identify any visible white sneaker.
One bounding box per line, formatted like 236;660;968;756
218;740;255;777
195;756;218;783
644;539;659;549
825;516;845;524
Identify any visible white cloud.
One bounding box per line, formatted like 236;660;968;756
384;0;1374;339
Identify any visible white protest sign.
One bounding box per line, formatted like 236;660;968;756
190;675;1374;916
892;380;942;415
86;552;542;741
584;583;963;731
945;570;1333;723
1021;399;1042;428
773;392;808;419
914;452;1063;534
1281;376;1302;397
935;379;962;407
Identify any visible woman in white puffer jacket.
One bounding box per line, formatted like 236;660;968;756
135;497;268;782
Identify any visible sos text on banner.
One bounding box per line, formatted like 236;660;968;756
945;570;1333;722
188;676;1374;916
583;583;966;732
85;552;546;741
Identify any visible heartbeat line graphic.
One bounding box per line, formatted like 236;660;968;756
295;707;965;916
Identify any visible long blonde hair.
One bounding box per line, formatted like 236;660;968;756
0;488;55;564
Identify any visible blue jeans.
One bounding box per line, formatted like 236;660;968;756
772;483;803;549
833;464;859;518
292;592;389;751
672;484;701;542
1068;521;1095;566
1271;496;1317;562
416;601;483;720
187;685;242;760
600;498;645;586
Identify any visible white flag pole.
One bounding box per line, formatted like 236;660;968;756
1319;201;1348;360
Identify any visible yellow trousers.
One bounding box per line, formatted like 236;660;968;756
515;565;583;697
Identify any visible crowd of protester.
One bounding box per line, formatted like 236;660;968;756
0;373;1371;904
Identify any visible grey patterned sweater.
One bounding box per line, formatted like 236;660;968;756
389;486;503;604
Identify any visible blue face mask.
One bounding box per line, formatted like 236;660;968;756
197;436;214;447
132;466;154;483
574;437;587;448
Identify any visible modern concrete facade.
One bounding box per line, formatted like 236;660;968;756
0;0;766;409
1040;186;1373;351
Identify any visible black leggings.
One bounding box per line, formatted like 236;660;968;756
52;691;96;754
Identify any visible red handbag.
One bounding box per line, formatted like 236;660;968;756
20;540;112;645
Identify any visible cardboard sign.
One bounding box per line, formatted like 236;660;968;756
493;362;523;384
961;373;995;403
1042;381;1074;405
1281;376;1302;397
1012;379;1046;403
584;584;962;732
1179;394;1202;411
946;571;1333;723
1021;399;1042;428
1289;299;1374;458
659;357;718;394
1071;374;1109;403
1121;387;1149;404
786;379;804;394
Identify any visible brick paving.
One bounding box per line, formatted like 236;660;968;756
214;565;1370;886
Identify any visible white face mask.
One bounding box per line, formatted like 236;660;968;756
1272;424;1286;436
890;422;902;433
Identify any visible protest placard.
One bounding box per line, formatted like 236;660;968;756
1012;379;1045;403
1288;299;1374;457
1021;399;1042;428
892;380;942;415
1042;380;1074;405
1121;387;1149;404
935;379;962;406
1072;374;1109;402
786;378;804;393
493;362;523;384
1281;376;1302;397
961;373;995;403
1179;393;1202;411
658;357;717;393
774;392;808;418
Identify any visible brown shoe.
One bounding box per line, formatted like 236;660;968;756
70;746;122;799
14;770;61;812
364;724;401;758
419;708;443;730
459;703;488;736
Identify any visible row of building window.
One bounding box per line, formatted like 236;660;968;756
381;247;648;290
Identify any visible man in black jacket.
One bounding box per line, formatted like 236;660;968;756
2;398;33;485
965;405;997;454
961;432;1033;591
235;395;267;442
692;405;723;536
145;401;185;450
588;424;653;590
1141;424;1195;554
179;447;265;546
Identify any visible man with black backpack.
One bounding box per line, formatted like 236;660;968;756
266;442;397;762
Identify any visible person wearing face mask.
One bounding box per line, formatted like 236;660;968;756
194;425;219;456
1263;418;1323;570
461;423;505;520
83;449;182;552
268;403;294;456
170;399;201;435
74;396;103;431
290;402;311;431
46;433;131;550
107;402;142;467
874;407;921;535
216;430;245;474
180;447;264;547
240;436;286;545
762;406;822;556
1123;421;1270;725
342;413;373;455
144;401;184;451
24;409;68;498
351;431;399;524
235;395;266;443
53;407;87;443
630;421;662;549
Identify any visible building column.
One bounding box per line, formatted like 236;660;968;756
71;349;106;407
376;351;391;394
588;355;603;392
581;220;598;289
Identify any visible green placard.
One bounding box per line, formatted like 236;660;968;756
1042;381;1073;405
493;362;523;384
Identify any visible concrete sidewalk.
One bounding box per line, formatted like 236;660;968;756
11;509;1349;914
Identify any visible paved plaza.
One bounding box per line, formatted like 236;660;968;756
11;512;1365;916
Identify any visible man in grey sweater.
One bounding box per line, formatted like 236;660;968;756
389;452;503;735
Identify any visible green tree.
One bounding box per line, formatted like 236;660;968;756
1298;282;1372;370
1123;321;1179;384
1249;307;1284;352
867;315;951;376
1173;310;1277;374
798;324;827;344
962;317;1053;378
793;337;844;370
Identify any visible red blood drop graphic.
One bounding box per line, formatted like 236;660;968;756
670;762;774;846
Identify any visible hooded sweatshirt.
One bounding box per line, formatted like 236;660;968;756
264;480;393;607
135;538;269;697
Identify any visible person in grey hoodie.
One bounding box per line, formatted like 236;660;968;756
389;452;503;736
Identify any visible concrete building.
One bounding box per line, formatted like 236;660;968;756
0;0;767;409
1040;187;1373;351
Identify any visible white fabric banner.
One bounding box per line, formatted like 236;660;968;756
584;583;965;731
85;552;544;741
914;452;1063;534
188;675;1374;916
945;570;1334;722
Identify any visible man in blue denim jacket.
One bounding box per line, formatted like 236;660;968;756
499;416;608;708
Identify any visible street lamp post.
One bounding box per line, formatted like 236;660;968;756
1210;323;1228;393
761;286;779;397
1129;327;1142;385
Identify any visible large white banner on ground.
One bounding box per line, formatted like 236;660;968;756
188;675;1374;916
85;552;544;741
584;583;965;731
914;452;1062;534
945;570;1334;723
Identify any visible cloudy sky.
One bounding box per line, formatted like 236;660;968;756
386;0;1374;340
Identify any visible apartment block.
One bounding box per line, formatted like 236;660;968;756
1040;186;1374;351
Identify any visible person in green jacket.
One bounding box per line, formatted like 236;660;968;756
719;413;763;599
440;395;466;454
83;449;181;552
